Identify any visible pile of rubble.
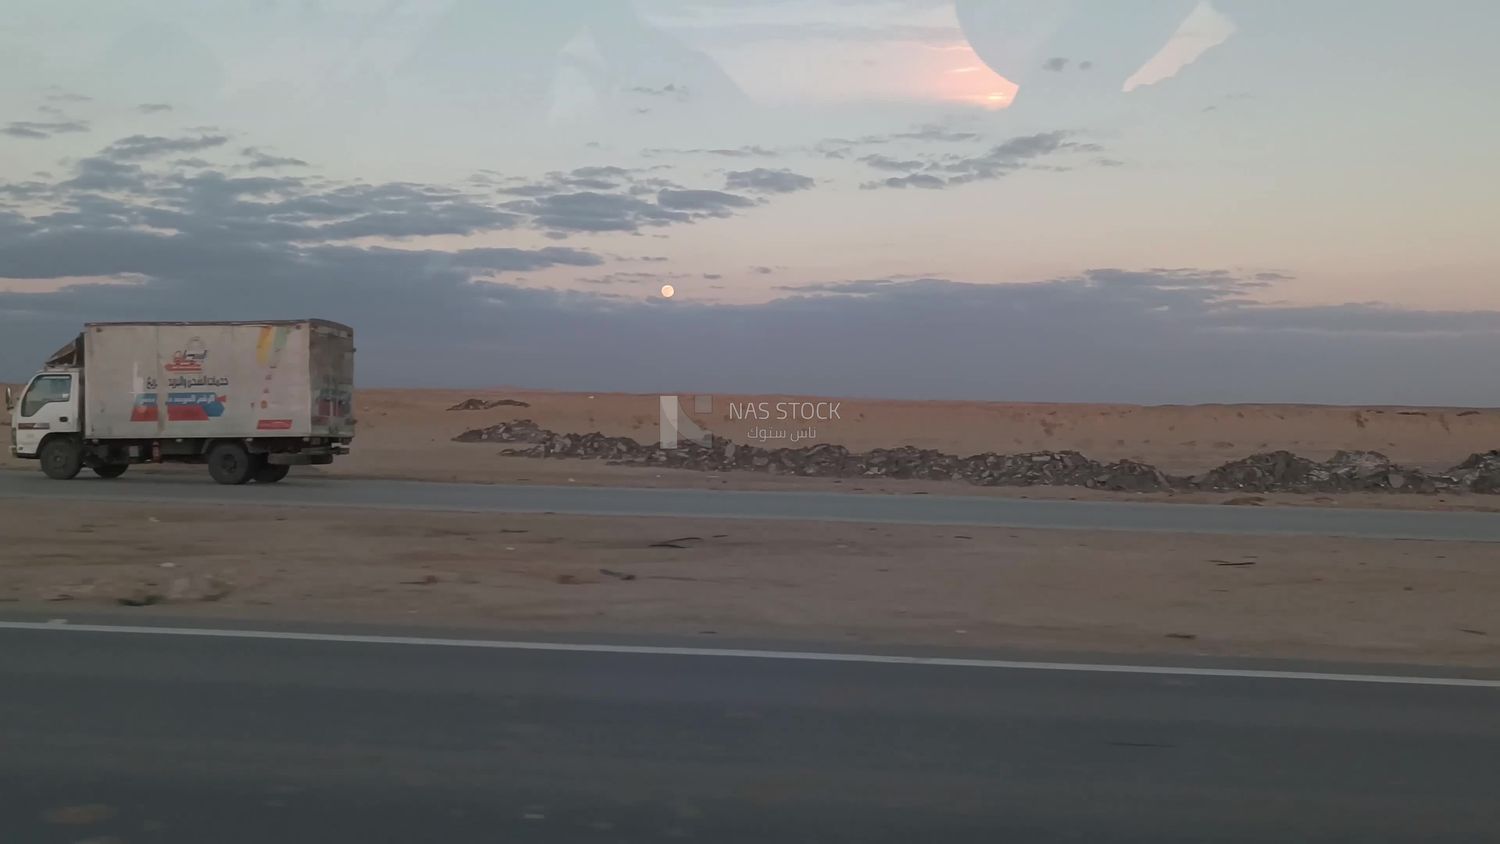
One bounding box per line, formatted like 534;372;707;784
1446;450;1500;493
453;420;1500;495
1192;450;1439;493
453;418;549;442
446;397;531;411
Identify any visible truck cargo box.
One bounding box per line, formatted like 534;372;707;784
80;320;354;440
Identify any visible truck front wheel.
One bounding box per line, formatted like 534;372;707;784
39;438;83;480
253;462;290;484
207;442;255;485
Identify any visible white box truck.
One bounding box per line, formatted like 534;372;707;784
5;320;354;484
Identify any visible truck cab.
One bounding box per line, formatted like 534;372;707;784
8;369;82;466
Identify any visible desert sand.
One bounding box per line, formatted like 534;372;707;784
7;390;1498;665
337;390;1500;511
2;498;1495;667
348;389;1500;474
6;387;1500;509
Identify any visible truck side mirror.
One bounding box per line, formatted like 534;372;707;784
3;386;12;411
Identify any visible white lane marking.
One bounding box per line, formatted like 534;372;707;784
1;621;1497;688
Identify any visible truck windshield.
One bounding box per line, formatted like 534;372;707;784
20;375;70;417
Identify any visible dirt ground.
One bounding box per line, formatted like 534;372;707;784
2;499;1495;667
307;390;1500;513
344;388;1500;473
6;387;1500;511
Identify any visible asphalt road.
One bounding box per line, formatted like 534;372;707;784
4;469;1500;540
1;620;1497;843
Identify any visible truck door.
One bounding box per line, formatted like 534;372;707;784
13;372;79;458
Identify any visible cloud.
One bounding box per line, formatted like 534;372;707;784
61;157;148;191
656;189;756;213
628;83;690;100
643;145;779;158
890;125;981;143
775;278;903;293
3;120;90;139
857;131;1108;189
136;103;174;114
4;163;1498;404
0;238;609;386
20;133;772;243
8;133;1492;403
723;168;815;193
817;123;982;157
730;270;1500;403
505;191;693;233
0;151;606;367
44;90;92;104
572;165;634;180
859;154;924;172
499;166;767;234
0;211;593;283
861;173;946;190
628;176;688;197
936;132;1092;181
577;270;691;286
1043;57;1069;72
102;134;229;161
502;165;652;197
33;150;529;245
0;182;53;202
242;146;309;170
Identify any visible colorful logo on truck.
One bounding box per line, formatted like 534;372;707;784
165;392;226;421
130;393;159;422
164;338;208;373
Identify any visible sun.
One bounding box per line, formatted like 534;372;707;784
660;284;676;299
930;42;1018;110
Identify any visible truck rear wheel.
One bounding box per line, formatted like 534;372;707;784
92;463;129;479
207;442;255;485
39;438;83;480
253;462;290;484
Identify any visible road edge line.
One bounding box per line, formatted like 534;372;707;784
1;621;1497;688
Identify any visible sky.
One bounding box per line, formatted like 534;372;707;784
1;0;1498;404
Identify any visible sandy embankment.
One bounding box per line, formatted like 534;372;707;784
1;499;1495;667
5;387;1499;510
327;389;1500;510
344;389;1500;473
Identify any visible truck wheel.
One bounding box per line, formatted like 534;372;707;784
39;438;83;480
253;463;290;484
207;442;255;485
92;463;129;479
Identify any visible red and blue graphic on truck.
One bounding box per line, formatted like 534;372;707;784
130;393;159;422
165;392;226;421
